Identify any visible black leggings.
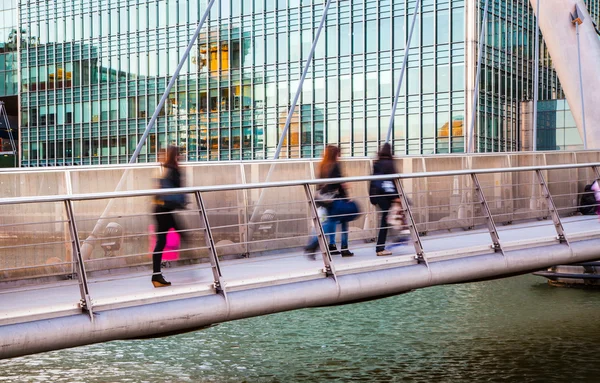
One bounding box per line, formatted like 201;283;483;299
153;208;182;274
376;198;393;252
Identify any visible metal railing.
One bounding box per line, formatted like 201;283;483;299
1;160;600;321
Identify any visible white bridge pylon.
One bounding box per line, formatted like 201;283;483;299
530;0;600;149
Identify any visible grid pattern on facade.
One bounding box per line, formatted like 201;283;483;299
17;0;467;166
0;0;18;98
474;0;559;153
14;0;600;166
537;99;583;151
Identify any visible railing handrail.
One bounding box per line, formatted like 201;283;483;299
0;161;597;207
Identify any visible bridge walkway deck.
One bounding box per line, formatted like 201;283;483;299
2;215;597;326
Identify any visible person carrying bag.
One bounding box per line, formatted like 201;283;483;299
151;145;187;287
369;143;400;256
305;145;359;258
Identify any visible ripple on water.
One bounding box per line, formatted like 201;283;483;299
1;274;600;382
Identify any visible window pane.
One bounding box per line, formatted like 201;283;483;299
422;66;434;94
394;16;404;50
408;67;419;95
327;25;338;56
380;18;390;51
437;10;449;44
452;8;464;42
437;65;449;92
340;24;350;55
452;64;464;91
366;20;377;53
422;12;434;46
353;22;363;54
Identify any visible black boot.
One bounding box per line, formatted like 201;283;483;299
151;274;171;287
328;243;340;255
304;242;319;260
340;249;354;257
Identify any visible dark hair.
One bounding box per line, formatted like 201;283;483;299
319;145;340;178
377;143;393;160
163;145;179;169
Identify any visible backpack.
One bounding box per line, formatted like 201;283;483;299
369;161;398;205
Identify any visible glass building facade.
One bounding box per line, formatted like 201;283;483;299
537;99;583;151
7;0;600;166
0;0;18;97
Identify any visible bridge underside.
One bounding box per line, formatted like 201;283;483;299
2;216;600;359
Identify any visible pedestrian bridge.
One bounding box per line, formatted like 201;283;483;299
2;151;600;359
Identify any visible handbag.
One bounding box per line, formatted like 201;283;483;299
314;188;337;207
331;199;360;223
387;201;406;230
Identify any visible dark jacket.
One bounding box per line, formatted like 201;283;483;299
163;166;182;188
155;166;184;211
319;163;347;199
579;184;597;215
369;158;398;205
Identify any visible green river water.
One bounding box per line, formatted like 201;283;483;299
1;274;599;382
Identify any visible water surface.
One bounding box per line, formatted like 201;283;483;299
2;274;599;382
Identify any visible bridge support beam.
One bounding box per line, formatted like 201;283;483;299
195;191;227;298
535;169;569;245
303;184;337;280
64;200;94;321
393;178;428;267
471;174;504;255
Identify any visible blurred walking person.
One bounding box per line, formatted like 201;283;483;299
151;145;187;287
305;145;357;258
369;143;400;256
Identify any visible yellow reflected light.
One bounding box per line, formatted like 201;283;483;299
438;116;464;137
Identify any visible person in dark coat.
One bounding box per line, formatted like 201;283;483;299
369;143;400;256
151;145;185;287
579;183;598;215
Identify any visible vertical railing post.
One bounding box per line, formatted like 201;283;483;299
393;178;428;266
194;191;227;298
64;199;94;321
591;165;600;214
471;173;504;255
535;169;568;244
239;163;250;258
592;165;600;180
303;184;337;279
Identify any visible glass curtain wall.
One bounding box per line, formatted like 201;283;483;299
17;0;467;165
537;99;583;151
471;0;599;153
0;0;18;97
17;0;600;166
471;0;561;153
